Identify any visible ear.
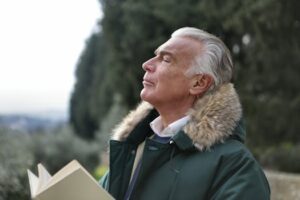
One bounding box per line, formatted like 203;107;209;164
189;74;214;96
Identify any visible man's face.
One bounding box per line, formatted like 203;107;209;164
140;36;202;107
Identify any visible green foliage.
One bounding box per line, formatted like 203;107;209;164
0;128;32;200
70;33;111;139
94;165;108;181
30;126;100;173
258;143;300;173
235;0;300;146
96;93;128;151
0;126;102;200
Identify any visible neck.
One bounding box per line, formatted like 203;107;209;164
156;98;195;128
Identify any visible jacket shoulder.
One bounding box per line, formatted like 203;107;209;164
207;139;270;200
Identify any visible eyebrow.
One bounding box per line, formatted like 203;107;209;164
154;49;174;57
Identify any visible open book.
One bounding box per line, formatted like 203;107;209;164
27;160;114;200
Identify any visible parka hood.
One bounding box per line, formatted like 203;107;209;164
111;83;243;150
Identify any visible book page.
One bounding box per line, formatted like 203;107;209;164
27;169;39;198
37;163;52;193
37;164;114;200
28;160;114;200
44;160;81;190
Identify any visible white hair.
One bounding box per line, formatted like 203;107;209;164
171;27;233;90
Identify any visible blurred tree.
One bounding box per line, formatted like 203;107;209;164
70;0;300;147
30;126;100;173
0;126;102;200
96;93;128;151
0;129;32;200
229;0;300;146
70;33;112;139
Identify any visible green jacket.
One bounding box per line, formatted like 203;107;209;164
100;84;270;200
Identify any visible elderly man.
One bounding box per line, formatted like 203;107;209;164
100;27;270;200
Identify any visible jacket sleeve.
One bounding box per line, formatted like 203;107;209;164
209;150;270;200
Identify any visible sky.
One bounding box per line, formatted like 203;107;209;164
0;0;101;115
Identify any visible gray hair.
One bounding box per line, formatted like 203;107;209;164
171;27;233;90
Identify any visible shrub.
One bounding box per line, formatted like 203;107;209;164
0;125;102;200
29;125;100;174
0;128;33;200
259;143;300;173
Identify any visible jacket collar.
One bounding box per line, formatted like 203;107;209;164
111;83;242;151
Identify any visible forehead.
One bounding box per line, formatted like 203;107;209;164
156;37;203;59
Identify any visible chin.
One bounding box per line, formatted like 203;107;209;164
140;89;154;103
140;89;148;101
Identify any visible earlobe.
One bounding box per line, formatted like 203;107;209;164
189;74;213;96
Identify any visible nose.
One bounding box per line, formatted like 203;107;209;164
142;57;155;72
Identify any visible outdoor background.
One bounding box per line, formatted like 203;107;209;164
0;0;299;199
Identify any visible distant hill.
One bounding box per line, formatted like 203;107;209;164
0;112;67;133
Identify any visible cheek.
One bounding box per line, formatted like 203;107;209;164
158;68;178;81
158;73;189;93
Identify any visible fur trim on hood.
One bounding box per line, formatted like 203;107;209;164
111;83;242;150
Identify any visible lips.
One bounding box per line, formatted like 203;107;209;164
143;78;154;86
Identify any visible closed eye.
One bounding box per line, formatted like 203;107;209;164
163;55;171;63
154;49;174;64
